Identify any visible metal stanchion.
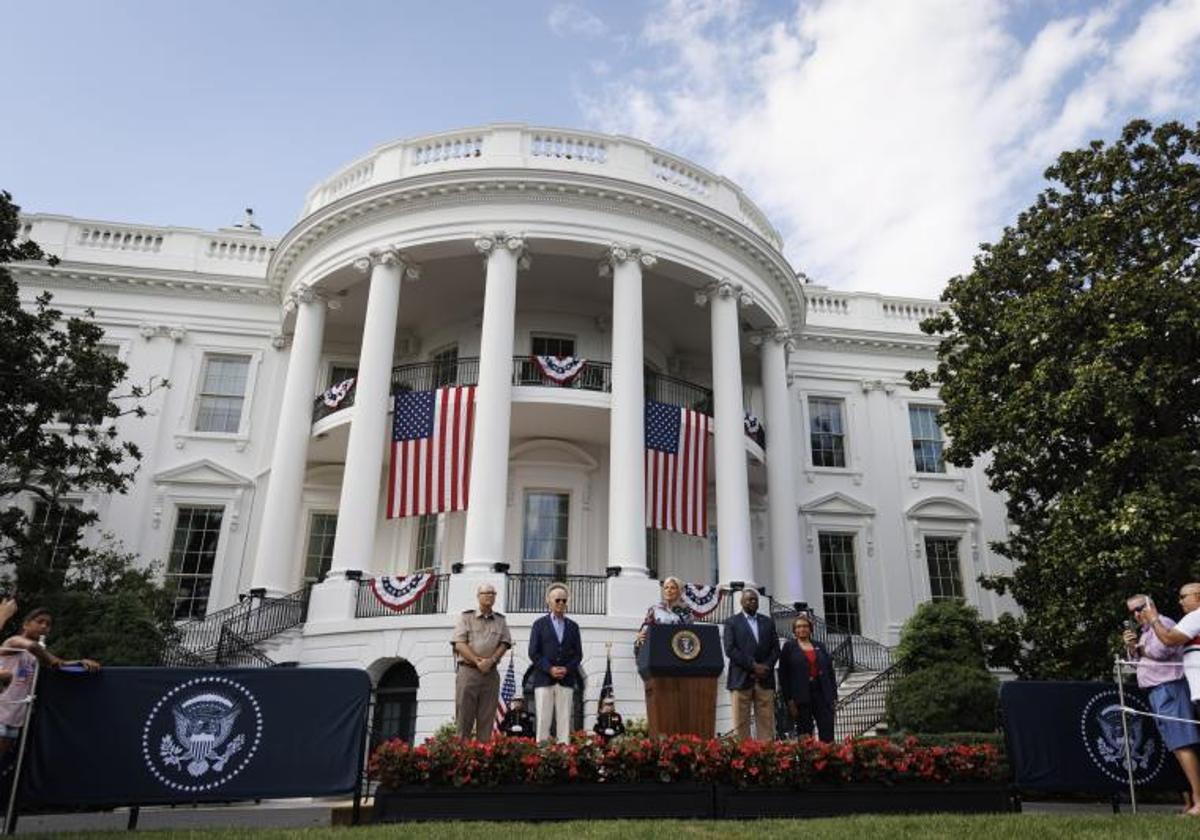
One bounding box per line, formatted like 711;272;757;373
3;656;41;836
1114;655;1138;814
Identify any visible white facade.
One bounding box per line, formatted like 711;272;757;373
13;124;1015;740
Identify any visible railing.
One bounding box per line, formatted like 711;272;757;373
834;663;904;740
315;358;714;423
770;605;894;674
164;585;312;666
355;574;449;618
505;573;608;615
646;372;713;415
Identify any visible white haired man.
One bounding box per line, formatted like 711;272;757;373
528;583;582;743
451;583;512;740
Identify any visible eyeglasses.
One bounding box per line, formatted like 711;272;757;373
553;598;567;604
1132;604;1147;613
479;591;496;596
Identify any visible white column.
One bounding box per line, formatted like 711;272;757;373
249;285;331;595
755;329;805;604
698;280;755;586
461;234;525;572
605;244;655;576
327;247;415;577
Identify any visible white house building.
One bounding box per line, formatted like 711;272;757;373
13;124;1015;741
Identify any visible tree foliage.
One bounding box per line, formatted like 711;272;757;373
907;120;1200;678
0;191;174;663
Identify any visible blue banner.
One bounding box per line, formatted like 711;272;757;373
20;667;370;806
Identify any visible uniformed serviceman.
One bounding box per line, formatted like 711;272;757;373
452;582;513;740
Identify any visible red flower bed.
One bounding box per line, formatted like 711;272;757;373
369;734;1004;790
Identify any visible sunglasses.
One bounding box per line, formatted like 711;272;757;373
553;598;567;604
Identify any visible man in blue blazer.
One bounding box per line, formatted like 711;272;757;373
528;583;583;743
722;588;780;740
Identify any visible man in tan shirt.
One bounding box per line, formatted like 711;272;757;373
452;582;513;740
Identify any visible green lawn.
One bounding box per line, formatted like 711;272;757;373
28;815;1200;840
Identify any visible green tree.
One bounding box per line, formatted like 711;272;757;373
0;190;174;663
907;120;1200;678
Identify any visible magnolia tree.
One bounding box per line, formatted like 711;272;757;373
0;191;174;664
908;120;1200;678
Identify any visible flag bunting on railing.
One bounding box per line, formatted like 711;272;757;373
682;582;722;617
532;355;587;384
743;410;760;437
321;377;356;408
369;574;436;611
388;386;475;518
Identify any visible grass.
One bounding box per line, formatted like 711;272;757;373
26;815;1200;840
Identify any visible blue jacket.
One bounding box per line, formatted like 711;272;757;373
528;613;583;689
777;639;836;708
721;611;780;691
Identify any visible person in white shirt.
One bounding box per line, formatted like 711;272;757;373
1142;583;1200;719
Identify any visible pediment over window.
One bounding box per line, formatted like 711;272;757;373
905;496;978;521
509;440;598;472
152;459;251;487
799;492;875;516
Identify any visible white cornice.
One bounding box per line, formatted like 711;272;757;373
268;168;805;333
796;326;938;356
11;262;278;304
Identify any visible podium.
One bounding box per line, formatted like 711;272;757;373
636;624;724;737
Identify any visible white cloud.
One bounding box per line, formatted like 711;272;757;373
548;2;609;38
579;0;1200;298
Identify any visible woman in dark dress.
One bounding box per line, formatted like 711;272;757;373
777;615;836;742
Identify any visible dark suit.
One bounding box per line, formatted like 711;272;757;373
722;610;780;740
528;613;583;742
778;639;836;742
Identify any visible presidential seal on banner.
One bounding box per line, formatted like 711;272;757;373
671;629;702;662
141;676;264;793
1079;688;1165;784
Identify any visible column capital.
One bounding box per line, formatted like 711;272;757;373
747;328;797;352
352;247;421;280
282;283;343;315
599;243;658;277
474;233;531;269
694;279;753;308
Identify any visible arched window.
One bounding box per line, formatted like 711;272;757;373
522;666;586;737
372;660;419;746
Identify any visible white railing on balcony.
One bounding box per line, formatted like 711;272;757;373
299;124;783;248
882;301;942;323
803;287;947;335
77;225;164;253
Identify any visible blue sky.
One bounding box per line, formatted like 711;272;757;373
4;0;1199;297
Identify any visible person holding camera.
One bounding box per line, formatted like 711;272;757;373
1125;593;1200;815
1141;584;1200;720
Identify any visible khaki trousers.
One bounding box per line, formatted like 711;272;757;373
731;684;776;741
534;684;574;743
455;665;500;741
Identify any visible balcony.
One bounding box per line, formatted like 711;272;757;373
312;358;715;423
354;574;449;618
505;573;608;615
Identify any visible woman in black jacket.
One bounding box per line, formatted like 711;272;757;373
777;615;836;742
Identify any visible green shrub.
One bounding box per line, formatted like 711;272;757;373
894;601;987;671
886;663;999;733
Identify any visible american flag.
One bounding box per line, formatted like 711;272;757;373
387;386;475;518
644;400;711;536
495;654;517;733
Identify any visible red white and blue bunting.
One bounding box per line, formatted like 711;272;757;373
682;582;723;617
533;355;587;385
369;574;436;612
322;377;356;409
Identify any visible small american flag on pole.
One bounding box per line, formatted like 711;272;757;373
495;654;517;733
645;400;711;536
387;386;475;518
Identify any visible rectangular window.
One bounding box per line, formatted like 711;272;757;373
522;492;569;580
818;532;861;634
430;345;459;388
167;506;223;620
304;512;338;582
646;528;659;579
925;536;965;601
809;397;847;468
909;405;945;473
531;334;576;358
30;500;84;569
194;354;251;433
413;514;440;572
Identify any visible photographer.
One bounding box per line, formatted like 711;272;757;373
1141;583;1200;719
1125;593;1200;815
